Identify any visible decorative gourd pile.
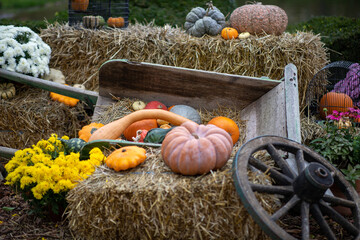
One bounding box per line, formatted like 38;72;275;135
184;1;288;40
82;99;240;176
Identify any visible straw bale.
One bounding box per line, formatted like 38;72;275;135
0;84;90;150
65;99;276;239
40;22;329;110
66;148;276;240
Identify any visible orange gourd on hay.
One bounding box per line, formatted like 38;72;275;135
49;92;79;107
78;122;105;142
319;92;353;119
106;146;147;171
208;116;240;145
221;27;239;40
107;17;125;28
71;0;89;11
123;119;158;141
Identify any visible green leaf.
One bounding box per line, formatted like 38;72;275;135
2;206;15;211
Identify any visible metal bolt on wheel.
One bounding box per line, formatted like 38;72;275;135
233;135;360;240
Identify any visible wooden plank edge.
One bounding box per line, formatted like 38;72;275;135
0;146;17;160
0;69;99;109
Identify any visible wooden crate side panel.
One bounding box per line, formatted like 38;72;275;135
241;64;300;142
98;60;281;110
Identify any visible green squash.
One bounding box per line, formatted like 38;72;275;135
60;138;87;154
144;127;174;144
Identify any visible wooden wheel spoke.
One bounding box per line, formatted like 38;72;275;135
250;183;294;196
301;201;310;240
266;144;297;179
322;194;356;208
271;195;301;221
318;200;360;236
249;156;293;185
310;204;337;240
295;149;306;173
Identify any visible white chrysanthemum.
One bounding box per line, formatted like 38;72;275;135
6;38;18;48
16;58;30;73
13;46;24;57
31;65;40;77
0;25;51;76
3;48;15;59
0;43;6;52
0;57;5;65
6;61;16;72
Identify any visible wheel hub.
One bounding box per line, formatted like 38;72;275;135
293;162;334;202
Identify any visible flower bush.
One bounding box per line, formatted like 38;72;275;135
310;108;360;186
5;134;105;218
0;25;51;77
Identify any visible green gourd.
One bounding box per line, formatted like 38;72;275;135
184;2;226;37
144;127;175;144
59;138;87;154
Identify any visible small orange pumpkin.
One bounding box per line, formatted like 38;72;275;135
161;121;233;175
106;146;147;171
319;92;353;119
208;116;240;145
221;27;239;40
49;92;79;107
123;119;158;141
78;122;105;142
107;17;125;28
71;0;89;11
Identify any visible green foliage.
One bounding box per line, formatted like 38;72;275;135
129;0;237;27
309;120;360;187
287;16;360;63
310;121;354;168
1;0;60;9
342;164;360;187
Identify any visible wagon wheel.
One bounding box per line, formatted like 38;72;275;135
233;135;360;240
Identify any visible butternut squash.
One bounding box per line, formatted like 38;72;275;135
88;109;195;141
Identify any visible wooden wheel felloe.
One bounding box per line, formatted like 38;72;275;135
233;135;360;240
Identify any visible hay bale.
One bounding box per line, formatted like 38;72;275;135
0;84;90;150
40;22;329;109
66;149;275;240
66;100;276;239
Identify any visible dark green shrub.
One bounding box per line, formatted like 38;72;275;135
287;16;360;63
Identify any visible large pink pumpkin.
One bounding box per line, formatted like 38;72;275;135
229;3;288;36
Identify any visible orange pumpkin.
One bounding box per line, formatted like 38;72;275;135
319;92;353;119
106;146;147;171
161;121;233;175
229;2;288;35
71;0;89;11
208;116;240;145
221;27;239;40
49;92;79;107
107;17;125;28
123;119;158;141
78;122;105;142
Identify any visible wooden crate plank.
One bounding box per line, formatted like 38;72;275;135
97;59;281;110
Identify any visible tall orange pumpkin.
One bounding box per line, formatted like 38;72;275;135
319;92;353;119
71;0;89;11
229;3;288;35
